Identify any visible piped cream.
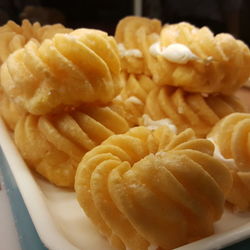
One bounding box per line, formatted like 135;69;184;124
207;137;238;170
149;42;198;64
125;96;143;105
141;114;177;132
118;43;142;58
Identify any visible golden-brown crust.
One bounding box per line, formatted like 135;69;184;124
14;106;129;188
115;16;161;75
110;73;155;126
144;86;246;137
75;126;232;249
208;113;250;211
0;92;26;130
149;22;250;94
1;29;122;115
0;19;72;64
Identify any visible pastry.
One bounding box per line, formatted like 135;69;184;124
208;112;250;211
75;125;232;250
144;86;246;137
14;106;129;188
149;22;250;94
115;16;161;75
0;92;26;130
1;28;122;115
0;19;72;64
111;73;155;126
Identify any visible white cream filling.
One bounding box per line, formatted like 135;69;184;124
207;137;237;170
149;42;198;64
125;96;143;105
118;43;142;58
141;114;177;133
113;94;123;102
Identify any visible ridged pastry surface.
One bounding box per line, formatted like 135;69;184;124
1;28;122;115
149;22;250;94
144;86;246;137
14;106;129;188
111;73;155;126
0;19;72;64
75;126;232;250
208;112;250;211
115;16;161;75
0;93;26;130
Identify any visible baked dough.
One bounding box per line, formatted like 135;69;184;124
111;73;155;126
1;28;122;115
115;16;161;75
75;126;232;250
14;106;129;188
0;92;26;130
208;112;250;211
144;86;246;137
0;19;72;64
149;22;250;94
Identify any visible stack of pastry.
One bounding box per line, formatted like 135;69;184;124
0;21;130;188
75;126;232;249
74;17;248;250
113;16;249;137
0;16;250;250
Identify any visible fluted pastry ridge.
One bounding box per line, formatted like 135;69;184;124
208;112;250;211
14;106;129;187
0;19;72;64
1;28;122;115
0;92;26;130
115;16;161;75
111;73;155;126
75;126;232;250
144;86;246;137
149;22;250;94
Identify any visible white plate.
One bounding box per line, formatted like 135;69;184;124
1;118;250;250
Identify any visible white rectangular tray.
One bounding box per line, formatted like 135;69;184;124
1;118;250;250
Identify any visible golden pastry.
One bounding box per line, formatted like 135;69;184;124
0;92;26;130
111;73;155;126
149;22;250;94
75;126;232;250
115;16;161;75
208;112;250;211
144;86;246;137
0;19;72;64
1;28;122;115
14;106;129;188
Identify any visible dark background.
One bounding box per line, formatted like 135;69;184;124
0;0;249;46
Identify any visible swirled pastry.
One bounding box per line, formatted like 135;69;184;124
115;16;161;75
144;86;246;137
75;126;232;250
0;19;72;64
1;28;122;115
149;22;250;94
111;73;155;126
0;93;26;130
14;106;129;188
208;112;250;211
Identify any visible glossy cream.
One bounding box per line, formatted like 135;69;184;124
149;42;198;64
118;43;143;58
